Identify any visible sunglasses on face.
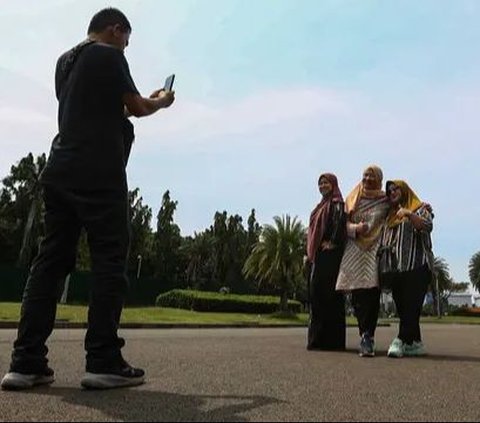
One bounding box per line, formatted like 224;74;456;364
388;186;400;195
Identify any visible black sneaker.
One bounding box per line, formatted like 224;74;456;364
1;367;55;391
359;334;375;357
81;360;145;390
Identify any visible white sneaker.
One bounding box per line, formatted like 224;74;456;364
1;369;54;391
387;338;404;358
404;341;427;357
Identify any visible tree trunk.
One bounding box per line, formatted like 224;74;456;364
279;290;289;312
431;284;442;318
60;274;71;304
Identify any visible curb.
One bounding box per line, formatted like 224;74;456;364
0;322;391;330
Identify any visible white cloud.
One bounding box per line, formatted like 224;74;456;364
135;87;350;147
0;0;74;15
0;107;50;124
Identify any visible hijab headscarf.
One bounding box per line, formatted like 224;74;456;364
307;173;344;262
386;180;423;228
345;165;385;214
345;165;387;250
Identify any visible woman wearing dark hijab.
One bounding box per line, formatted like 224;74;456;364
306;173;347;351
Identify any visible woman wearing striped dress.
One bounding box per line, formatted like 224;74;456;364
381;180;434;358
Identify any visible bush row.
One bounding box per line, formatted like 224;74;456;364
450;307;480;317
155;289;302;314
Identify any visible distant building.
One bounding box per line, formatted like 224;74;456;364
448;292;480;308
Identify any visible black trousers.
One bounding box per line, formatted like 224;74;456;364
10;183;130;374
307;248;346;350
351;288;381;338
390;265;430;344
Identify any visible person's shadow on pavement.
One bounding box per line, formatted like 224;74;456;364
25;387;283;422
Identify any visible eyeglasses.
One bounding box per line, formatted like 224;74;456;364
388;186;400;195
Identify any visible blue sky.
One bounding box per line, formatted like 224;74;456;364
0;0;479;285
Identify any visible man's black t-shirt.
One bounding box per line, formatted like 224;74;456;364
41;42;139;189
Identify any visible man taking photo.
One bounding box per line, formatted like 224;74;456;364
1;7;175;391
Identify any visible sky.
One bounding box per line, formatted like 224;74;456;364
0;0;478;286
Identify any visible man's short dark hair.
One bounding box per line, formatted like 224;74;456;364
87;8;131;34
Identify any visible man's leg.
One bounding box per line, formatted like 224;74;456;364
80;188;143;389
2;185;81;389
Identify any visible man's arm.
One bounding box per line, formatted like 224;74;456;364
106;47;175;118
123;90;175;118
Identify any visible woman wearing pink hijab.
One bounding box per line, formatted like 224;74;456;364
306;173;347;350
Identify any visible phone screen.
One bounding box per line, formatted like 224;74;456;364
164;74;175;92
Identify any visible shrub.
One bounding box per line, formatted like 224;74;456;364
155;290;302;314
451;307;480;317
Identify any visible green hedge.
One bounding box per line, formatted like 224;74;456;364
155;289;302;314
0;263;187;306
451;307;480;317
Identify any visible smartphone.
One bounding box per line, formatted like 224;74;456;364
163;74;175;92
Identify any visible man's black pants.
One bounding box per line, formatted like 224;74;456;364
10;183;130;374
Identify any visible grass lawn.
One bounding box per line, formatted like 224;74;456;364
1;303;479;326
0;303;309;326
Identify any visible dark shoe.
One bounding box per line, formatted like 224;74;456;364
359;334;375;357
1;367;54;391
81;360;145;390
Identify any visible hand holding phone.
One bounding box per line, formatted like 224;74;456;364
149;75;175;109
157;91;175;110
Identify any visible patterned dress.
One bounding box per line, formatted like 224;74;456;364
379;205;434;273
336;197;390;291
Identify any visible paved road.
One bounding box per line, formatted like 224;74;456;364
1;325;480;422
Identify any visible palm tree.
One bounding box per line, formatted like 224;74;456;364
432;256;453;316
434;257;452;292
243;215;305;312
469;251;480;292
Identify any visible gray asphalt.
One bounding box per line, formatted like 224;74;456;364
1;325;480;422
